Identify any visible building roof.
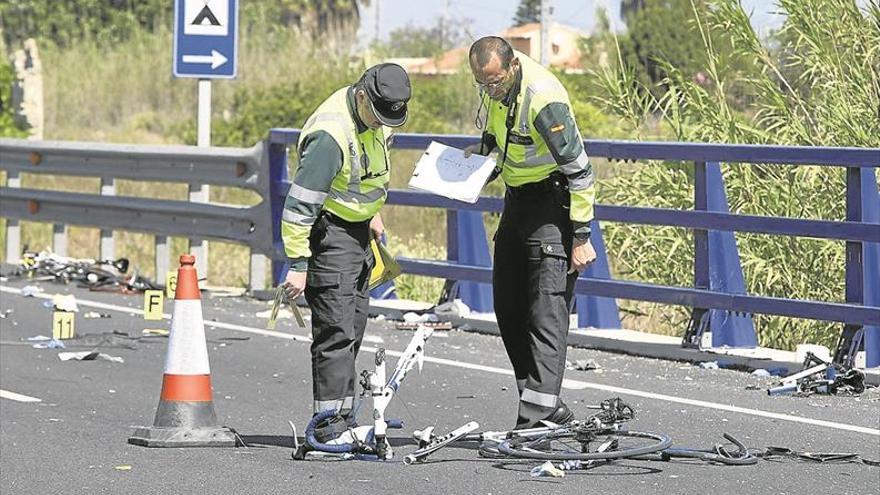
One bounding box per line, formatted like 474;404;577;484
396;22;587;75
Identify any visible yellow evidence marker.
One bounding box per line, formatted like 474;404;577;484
165;271;177;298
52;311;75;340
143;290;164;320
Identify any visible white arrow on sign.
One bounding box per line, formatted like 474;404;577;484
182;49;228;69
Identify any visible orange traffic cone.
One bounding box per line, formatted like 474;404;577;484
128;254;235;447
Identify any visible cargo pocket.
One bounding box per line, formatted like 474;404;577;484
528;242;568;294
308;270;341;289
306;270;345;327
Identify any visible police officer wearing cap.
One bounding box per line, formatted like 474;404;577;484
464;37;597;429
280;63;411;439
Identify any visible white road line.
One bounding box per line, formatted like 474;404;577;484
2;285;877;437
0;389;42;402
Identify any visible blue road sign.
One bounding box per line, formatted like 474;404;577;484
173;0;238;78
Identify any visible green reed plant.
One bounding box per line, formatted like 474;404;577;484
594;0;879;349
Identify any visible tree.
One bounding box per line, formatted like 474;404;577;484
0;57;28;138
0;0;364;48
513;0;542;26
617;0;711;91
373;17;471;58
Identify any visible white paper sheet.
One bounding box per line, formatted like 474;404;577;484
408;141;496;204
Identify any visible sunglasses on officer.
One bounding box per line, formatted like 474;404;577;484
472;58;519;98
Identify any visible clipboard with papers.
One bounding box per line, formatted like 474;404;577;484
408;141;496;204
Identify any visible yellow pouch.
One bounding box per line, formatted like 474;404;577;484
369;239;402;290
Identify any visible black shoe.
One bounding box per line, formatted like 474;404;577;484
513;402;575;430
312;413;350;444
544;402;574;425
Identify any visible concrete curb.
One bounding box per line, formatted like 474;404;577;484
369;299;880;387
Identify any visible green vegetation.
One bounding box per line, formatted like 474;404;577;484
3;0;876;350
595;0;879;349
0;56;27;137
512;0;542;26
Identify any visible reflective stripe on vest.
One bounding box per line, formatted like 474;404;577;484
298;88;390;221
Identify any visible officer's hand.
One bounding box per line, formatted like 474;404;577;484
463;143;484;158
283;270;307;300
369;214;385;241
569;239;597;274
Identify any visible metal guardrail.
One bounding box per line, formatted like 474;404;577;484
1;130;877;364
0;138;277;288
268;129;880;366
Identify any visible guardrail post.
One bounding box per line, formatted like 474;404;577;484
445;210;493;312
268;139;291;286
575;219;621;329
155;235;170;285
861;167;880;368
684;161;756;348
100;177;115;260
834;166;874;367
52;224;67;256
4;170;21;262
188;183;209;279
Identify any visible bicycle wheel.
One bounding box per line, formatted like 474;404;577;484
498;429;671;461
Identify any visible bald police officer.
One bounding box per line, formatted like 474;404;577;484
465;37;597;429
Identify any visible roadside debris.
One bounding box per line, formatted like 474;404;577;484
58;350;125;363
402;312;439;324
21;285;42;297
767;352;866;396
142;329;169;337
83;311;111;319
751;369;771;377
27;335;66;349
566;359;601;371
4;250;158;293
52;294;79;312
433;299;471;319
396;321;453;331
760;447;879;466
530;460;565;478
699;361;719;370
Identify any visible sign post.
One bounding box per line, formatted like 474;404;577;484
173;0;239;279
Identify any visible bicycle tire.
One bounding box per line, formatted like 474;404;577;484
498;429;671;461
635;449;759;465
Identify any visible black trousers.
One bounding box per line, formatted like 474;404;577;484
305;213;374;415
493;174;578;428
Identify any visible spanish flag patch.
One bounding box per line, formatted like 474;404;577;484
550;123;565;133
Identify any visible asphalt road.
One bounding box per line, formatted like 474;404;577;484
1;278;878;494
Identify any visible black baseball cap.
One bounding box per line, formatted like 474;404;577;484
360;63;411;127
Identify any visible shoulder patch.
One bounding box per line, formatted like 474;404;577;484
550;123;565;133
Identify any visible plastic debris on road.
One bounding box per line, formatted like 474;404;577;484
433;299;471;319
751;369;771;377
33;339;66;349
699;361;719;370
402;312;439;324
566;359;601;371
530;460;565;478
58;350;124;363
21;285;42;297
83;311;111;319
52;294;79;312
